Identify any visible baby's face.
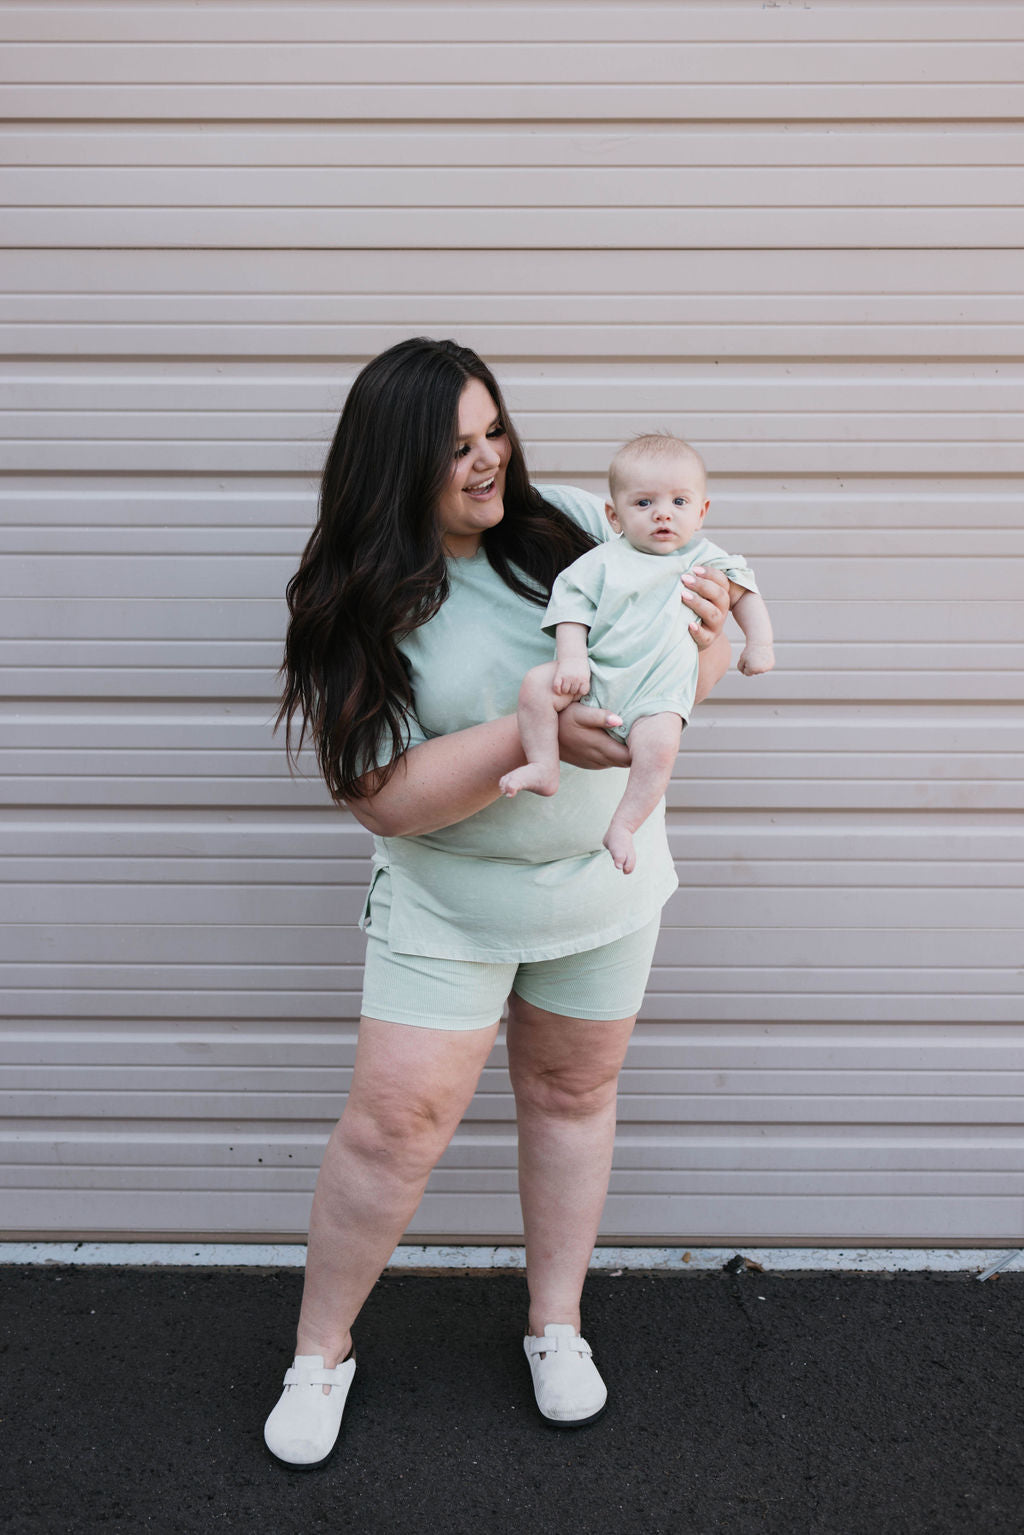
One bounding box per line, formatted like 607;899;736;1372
605;459;709;554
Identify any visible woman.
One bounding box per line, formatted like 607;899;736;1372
266;338;731;1467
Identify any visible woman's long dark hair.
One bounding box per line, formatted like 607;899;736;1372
277;337;597;803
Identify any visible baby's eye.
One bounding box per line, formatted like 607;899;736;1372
635;497;651;508
674;497;688;506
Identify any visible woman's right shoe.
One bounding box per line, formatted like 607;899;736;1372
523;1323;608;1428
263;1352;356;1469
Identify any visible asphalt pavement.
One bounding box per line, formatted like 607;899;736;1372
3;1262;1023;1535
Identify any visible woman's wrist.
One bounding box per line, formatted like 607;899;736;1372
694;633;731;705
557;703;631;770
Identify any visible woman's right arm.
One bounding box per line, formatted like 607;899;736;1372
348;700;631;837
346;715;527;838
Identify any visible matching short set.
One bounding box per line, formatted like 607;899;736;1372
360;870;662;1030
353;484;743;1034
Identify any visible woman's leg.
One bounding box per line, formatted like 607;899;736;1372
295;1014;499;1366
505;995;636;1335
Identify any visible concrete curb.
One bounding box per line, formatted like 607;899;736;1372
2;1240;1022;1276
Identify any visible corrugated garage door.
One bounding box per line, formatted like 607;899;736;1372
2;1;1022;1243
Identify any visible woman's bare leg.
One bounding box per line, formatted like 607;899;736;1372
295;1015;499;1367
603;712;683;874
505;996;636;1334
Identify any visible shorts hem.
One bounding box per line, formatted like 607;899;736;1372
359;1001;501;1032
509;983;646;1022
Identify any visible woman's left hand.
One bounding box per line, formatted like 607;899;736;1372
557;703;632;770
680;565;730;647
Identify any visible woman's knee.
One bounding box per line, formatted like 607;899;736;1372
510;1059;620;1121
340;1090;455;1179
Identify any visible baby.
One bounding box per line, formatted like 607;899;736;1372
499;434;775;873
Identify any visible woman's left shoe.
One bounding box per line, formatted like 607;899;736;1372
263;1352;356;1469
523;1323;608;1428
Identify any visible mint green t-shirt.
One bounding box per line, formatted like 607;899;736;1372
362;483;679;962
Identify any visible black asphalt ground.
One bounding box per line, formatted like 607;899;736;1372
2;1263;1023;1535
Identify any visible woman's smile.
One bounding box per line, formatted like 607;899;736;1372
437;376;510;557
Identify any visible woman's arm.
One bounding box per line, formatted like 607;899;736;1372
693;631;732;704
686;565;733;704
347;714;527;838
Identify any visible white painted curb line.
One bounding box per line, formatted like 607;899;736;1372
1;1241;1022;1276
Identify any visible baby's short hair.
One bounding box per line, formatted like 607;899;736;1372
608;433;706;498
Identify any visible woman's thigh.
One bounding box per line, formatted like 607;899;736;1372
504;917;660;1096
348;1014;500;1138
504;996;636;1103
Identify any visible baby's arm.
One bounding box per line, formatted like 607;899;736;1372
554;621;591;697
730;585;775;676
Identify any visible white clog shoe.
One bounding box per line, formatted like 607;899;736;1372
523;1323;607;1428
264;1352;356;1469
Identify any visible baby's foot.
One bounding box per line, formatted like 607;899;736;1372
603;823;637;874
499;763;560;799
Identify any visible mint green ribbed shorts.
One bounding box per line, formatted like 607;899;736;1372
361;870;661;1031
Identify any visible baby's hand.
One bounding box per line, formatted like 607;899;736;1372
738;644;775;677
554;662;591;698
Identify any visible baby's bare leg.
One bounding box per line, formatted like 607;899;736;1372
603;712;684;873
499;662;576;798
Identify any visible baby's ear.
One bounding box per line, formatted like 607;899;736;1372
697;498;710;525
604;501;619;530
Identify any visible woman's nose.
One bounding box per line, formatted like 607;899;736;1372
475;439;501;468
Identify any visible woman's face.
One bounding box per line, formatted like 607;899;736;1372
436;377;511;558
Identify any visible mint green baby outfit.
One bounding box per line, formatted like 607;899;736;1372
360;484;679;964
542;534;758;740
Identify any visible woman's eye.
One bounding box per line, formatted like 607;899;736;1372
455;443;471;459
486;424;506;439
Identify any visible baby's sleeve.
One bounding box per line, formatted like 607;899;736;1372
693;538;759;595
540;559;601;637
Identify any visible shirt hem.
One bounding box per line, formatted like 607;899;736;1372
383;872;678;965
